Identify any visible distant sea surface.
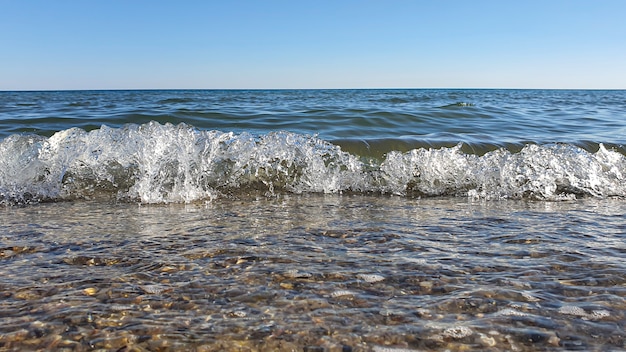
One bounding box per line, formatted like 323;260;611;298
0;89;624;351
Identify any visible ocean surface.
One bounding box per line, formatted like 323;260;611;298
0;89;625;351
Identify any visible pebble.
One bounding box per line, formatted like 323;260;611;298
419;281;433;289
548;335;561;346
496;308;528;316
521;292;540;302
372;346;419;352
588;309;610;319
478;333;496;347
230;310;247;318
285;269;313;278
279;282;294;289
357;273;385;283
330;290;357;298
442;326;473;339
83;287;98;296
558;305;611;320
558;305;586;317
110;304;134;311
141;284;166;294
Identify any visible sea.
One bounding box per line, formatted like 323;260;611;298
0;89;624;351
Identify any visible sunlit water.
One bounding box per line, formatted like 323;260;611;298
1;89;625;351
1;196;624;351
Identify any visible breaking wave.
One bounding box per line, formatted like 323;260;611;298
1;122;625;205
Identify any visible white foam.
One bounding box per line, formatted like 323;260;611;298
382;143;626;199
2;123;626;204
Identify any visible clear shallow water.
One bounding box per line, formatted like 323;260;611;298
0;196;624;351
0;89;625;351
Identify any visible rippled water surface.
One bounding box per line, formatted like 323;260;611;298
2;89;626;151
1;89;625;351
1;196;624;351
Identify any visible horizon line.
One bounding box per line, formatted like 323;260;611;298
2;87;625;92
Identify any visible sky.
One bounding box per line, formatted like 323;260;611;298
1;0;625;90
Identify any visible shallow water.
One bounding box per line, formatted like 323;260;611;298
1;196;624;351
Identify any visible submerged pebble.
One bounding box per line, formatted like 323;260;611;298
588;309;610;319
330;290;357;298
284;269;313;279
442;326;473;339
140;284;167;294
557;305;610;320
82;287;98;296
496;308;528;317
478;333;497;347
558;305;587;317
358;273;385;283
372;346;420;352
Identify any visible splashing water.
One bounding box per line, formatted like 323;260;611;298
1;122;625;205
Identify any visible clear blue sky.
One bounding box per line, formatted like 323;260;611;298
1;0;625;90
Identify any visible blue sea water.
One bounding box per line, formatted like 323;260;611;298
0;90;624;351
1;89;625;149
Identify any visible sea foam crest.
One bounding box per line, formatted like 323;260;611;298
1;122;625;204
0;122;364;204
379;142;626;199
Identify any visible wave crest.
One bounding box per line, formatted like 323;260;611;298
1;122;625;204
378;143;625;199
